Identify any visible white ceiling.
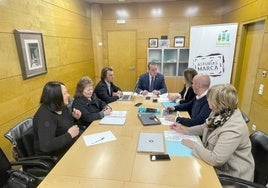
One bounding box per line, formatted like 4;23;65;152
85;0;177;4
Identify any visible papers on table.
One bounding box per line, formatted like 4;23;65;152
83;131;116;146
100;111;127;125
159;118;174;126
164;130;199;157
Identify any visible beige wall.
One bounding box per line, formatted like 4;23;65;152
221;0;268;133
0;0;94;158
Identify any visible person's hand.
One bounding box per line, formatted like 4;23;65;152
116;91;123;97
142;90;148;95
181;139;196;149
152;90;160;96
166;106;175;111
168;94;179;102
169;122;188;134
103;106;111;116
165;115;176;122
72;108;81;119
68;125;79;138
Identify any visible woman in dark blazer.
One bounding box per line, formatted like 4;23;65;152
168;68;197;104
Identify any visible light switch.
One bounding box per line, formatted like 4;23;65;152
258;84;264;95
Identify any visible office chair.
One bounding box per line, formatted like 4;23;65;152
4;117;57;177
0;147;43;188
218;131;268;188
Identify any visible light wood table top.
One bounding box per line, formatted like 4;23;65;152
38;95;221;188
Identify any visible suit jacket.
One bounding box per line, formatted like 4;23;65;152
188;109;254;181
175;95;211;126
94;79;122;103
135;72;167;94
178;85;196;104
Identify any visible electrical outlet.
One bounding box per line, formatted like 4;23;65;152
252;124;256;131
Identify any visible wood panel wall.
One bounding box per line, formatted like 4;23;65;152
221;0;268;133
0;0;94;159
100;1;224;91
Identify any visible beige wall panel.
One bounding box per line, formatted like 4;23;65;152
189;16;222;27
0;33;22;79
252;69;268;105
259;33;268;70
137;39;147;59
136;59;147;77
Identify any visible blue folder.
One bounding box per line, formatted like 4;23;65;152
165;141;193;157
161;102;177;108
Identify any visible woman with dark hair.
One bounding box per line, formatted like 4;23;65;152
168;68;197;104
170;84;254;184
72;76;111;130
33;81;81;159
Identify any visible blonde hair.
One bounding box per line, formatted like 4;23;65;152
207;84;238;112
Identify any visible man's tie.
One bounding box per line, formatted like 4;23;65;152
149;77;154;92
108;85;111;96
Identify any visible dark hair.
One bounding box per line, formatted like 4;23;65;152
40;81;65;111
148;62;157;69
184;68;198;85
101;67;113;80
74;76;94;98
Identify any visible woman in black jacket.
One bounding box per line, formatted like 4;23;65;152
72;76;111;130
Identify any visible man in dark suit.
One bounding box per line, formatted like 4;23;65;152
94;67;122;103
135;62;167;95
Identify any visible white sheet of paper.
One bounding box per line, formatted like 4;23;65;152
83;131;116;146
109;111;127;117
164;130;198;142
99;116;126;125
159;118;174;126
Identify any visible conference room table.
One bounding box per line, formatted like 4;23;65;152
38;94;222;188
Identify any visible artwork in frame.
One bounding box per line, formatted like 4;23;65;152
148;38;158;48
14;29;47;79
174;36;185;47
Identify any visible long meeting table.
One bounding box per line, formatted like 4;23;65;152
38;95;222;188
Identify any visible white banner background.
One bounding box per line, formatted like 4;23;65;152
188;23;238;86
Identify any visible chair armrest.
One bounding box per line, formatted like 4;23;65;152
10;159;52;170
218;174;266;188
18;155;58;163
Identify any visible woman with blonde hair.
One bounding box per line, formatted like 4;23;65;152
170;84;254;183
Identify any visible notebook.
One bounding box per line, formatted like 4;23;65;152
137;132;165;153
137;113;161;126
118;91;133;101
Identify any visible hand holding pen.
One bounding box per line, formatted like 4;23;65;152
103;105;112;116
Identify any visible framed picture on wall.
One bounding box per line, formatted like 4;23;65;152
14;29;47;79
174;36;185;47
148;38;158;48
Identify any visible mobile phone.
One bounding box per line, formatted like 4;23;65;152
150;154;170;161
134;102;142;107
152;99;158;103
145;96;151;100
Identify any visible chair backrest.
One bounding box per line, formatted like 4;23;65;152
4;117;33;158
0;148;11;187
250;131;268;185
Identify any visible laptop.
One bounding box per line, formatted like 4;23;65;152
118;91;133;101
137;132;165;153
138;113;161;126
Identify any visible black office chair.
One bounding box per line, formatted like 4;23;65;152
218;131;268;188
0;147;43;188
4;117;57;177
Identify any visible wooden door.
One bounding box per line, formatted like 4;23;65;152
236;21;264;115
108;31;136;91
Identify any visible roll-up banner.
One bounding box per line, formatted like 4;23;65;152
188;23;238;86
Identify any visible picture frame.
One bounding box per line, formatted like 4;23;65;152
158;39;170;48
14;29;47;79
174;36;185;47
148;38;158;48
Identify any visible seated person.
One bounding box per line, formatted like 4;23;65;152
168;68;197;104
72;76;111;130
33;81;81;159
170;84;254;182
165;74;211;127
94;67;123;103
135;62;167;95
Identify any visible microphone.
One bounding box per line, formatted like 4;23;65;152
133;77;139;94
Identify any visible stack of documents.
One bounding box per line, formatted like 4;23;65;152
99;111;127;125
164;130;198;157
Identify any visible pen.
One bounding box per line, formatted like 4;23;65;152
92;137;105;144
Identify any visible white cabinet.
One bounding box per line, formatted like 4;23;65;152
147;48;189;77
